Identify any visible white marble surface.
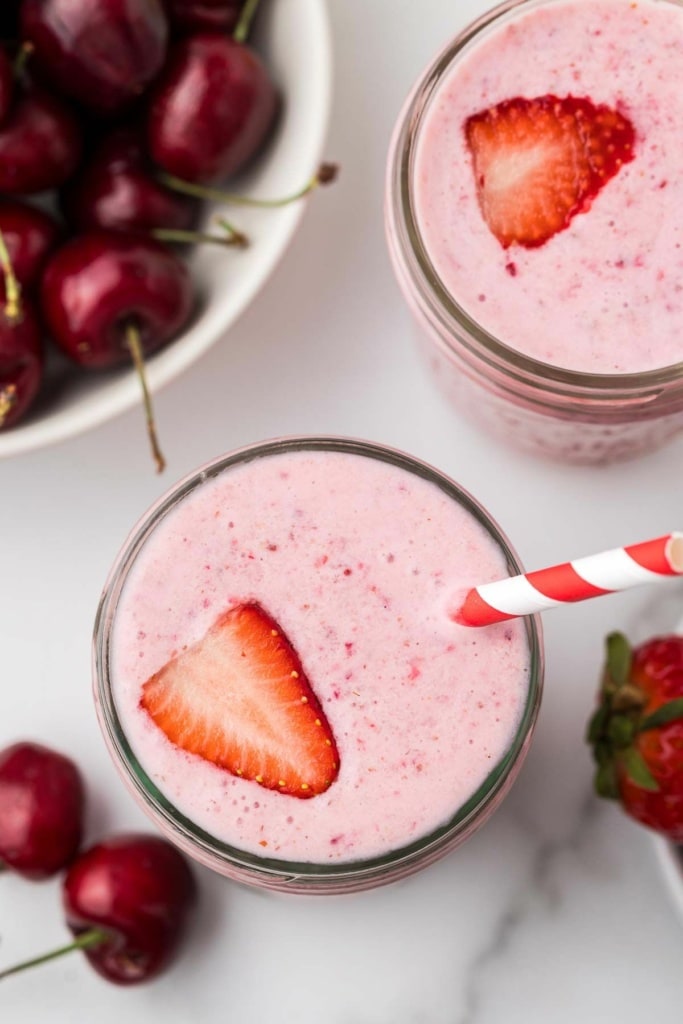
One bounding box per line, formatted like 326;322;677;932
2;0;683;1019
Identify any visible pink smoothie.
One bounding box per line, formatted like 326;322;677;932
413;0;683;374
109;446;532;865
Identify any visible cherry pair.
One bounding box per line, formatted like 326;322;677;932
0;741;196;985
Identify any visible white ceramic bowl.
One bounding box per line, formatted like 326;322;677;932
0;0;332;457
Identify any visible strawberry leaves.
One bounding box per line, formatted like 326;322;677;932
588;632;683;801
640;698;683;732
620;748;658;793
606;631;632;687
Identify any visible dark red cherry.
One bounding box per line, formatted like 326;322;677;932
21;0;169;115
63;835;196;984
40;232;193;369
0;301;44;429
0;48;13;124
0;3;21;41
61;127;197;234
165;0;242;33
0;833;196;985
0;201;62;288
0;85;82;194
0;742;83;876
147;31;277;183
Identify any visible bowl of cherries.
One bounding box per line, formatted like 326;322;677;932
0;0;333;469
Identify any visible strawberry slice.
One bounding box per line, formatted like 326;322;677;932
140;603;339;799
464;95;635;249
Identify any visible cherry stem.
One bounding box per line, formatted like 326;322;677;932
160;163;339;209
12;41;33;81
0;229;21;323
0;927;107;982
152;223;248;249
125;323;166;474
233;0;263;44
0;385;15;427
215;217;250;247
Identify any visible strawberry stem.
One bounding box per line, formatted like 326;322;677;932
0;228;22;323
233;0;263;44
0;927;107;981
159;163;339;209
125;323;166;474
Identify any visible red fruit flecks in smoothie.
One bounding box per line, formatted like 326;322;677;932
140;602;339;798
464;95;636;249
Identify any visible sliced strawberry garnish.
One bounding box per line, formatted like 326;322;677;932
464;95;635;249
140;603;339;799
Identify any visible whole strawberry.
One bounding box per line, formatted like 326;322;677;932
587;633;683;841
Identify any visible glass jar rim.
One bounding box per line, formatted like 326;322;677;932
93;435;544;888
389;0;683;399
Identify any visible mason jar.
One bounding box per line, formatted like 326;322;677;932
385;0;683;464
93;436;543;894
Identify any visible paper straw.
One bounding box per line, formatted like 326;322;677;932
457;533;683;627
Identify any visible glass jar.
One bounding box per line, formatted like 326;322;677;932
385;0;683;464
93;436;543;894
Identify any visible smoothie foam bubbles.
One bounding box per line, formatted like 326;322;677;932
94;438;542;893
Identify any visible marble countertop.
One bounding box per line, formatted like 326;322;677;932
2;1;682;1020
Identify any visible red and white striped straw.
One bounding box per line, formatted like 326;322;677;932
457;533;683;627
